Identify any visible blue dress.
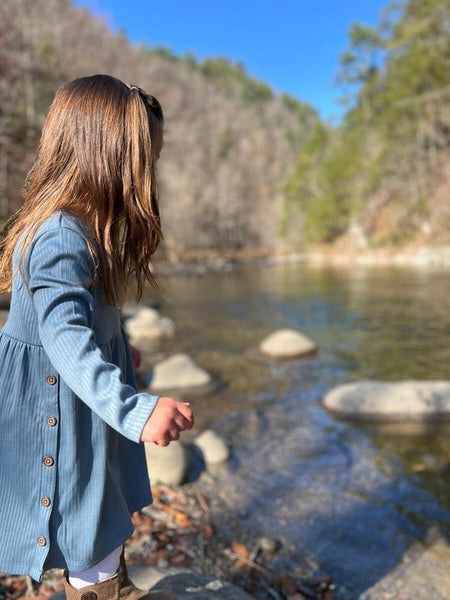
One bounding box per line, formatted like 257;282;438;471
0;211;159;582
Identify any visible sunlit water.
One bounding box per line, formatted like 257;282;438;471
144;262;450;597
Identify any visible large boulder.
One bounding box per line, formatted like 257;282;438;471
360;528;450;600
193;430;230;466
259;329;317;359
324;380;450;422
125;307;175;342
145;439;189;487
149;354;211;391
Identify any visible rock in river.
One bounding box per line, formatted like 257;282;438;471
125;307;175;342
149;353;211;391
324;380;450;422
194;430;230;466
145;439;189;486
259;328;317;359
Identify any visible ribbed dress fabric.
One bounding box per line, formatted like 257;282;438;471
0;211;159;582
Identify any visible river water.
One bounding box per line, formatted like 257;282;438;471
145;262;450;598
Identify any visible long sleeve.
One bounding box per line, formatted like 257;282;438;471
27;224;158;443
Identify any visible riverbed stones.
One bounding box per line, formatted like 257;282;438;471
149;353;211;391
259;329;317;359
323;380;450;422
145;440;189;486
125;307;175;342
194;430;230;466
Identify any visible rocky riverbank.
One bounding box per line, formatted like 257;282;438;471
0;482;339;600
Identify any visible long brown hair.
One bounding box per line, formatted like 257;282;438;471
0;74;164;304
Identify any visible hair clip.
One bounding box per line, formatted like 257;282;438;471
129;85;140;92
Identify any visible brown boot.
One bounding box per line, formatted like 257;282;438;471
63;549;174;600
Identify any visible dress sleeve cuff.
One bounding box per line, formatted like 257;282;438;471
129;393;160;443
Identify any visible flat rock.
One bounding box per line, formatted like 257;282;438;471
259;329;317;359
145;439;189;486
149;353;211;391
125;307;175;342
324;380;450;422
359;529;450;600
127;566;255;599
194;430;230;465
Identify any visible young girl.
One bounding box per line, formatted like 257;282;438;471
0;74;193;600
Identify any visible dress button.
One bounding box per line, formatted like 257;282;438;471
37;536;47;546
43;456;54;467
41;496;51;507
46;375;57;386
46;416;57;427
81;592;98;600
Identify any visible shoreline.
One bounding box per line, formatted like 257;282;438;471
156;244;450;277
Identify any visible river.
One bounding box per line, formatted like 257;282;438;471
143;261;450;598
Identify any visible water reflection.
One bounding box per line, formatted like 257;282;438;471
142;262;450;596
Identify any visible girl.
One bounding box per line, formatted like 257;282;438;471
0;74;193;600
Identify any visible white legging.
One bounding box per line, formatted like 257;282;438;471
68;544;123;589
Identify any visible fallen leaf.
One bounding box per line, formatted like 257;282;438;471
157;505;192;527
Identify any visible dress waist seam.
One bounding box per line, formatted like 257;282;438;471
0;328;119;348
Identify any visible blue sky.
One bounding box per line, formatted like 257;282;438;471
74;0;390;124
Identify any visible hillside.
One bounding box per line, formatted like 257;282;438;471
0;0;318;260
1;0;449;263
282;0;450;258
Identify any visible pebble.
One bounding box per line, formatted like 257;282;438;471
257;536;278;553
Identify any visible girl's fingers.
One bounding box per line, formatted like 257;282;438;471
169;428;180;441
178;402;194;425
155;433;169;447
174;413;190;431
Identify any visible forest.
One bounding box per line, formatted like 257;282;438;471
1;0;449;259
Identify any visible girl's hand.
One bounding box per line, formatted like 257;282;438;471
140;397;194;446
130;345;142;369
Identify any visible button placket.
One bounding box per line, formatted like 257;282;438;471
38;370;59;565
